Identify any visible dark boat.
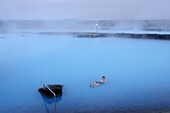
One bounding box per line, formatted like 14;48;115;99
38;84;63;97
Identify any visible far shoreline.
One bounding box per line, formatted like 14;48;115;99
35;31;170;40
1;30;170;40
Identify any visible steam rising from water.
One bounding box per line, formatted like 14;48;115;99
0;20;170;32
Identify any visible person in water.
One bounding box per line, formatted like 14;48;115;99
90;75;107;87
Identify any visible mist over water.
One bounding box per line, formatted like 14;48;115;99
1;20;170;34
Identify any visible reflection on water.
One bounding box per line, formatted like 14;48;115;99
40;94;62;113
0;33;170;113
41;95;62;104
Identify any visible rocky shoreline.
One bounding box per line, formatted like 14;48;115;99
76;32;170;40
18;31;170;40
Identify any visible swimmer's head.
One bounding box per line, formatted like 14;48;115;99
102;75;106;79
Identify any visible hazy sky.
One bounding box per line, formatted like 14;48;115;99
0;0;170;20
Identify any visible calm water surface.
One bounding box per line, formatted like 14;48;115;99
0;33;170;113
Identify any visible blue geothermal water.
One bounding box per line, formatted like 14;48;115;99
0;33;170;113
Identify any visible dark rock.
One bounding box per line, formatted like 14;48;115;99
77;33;108;38
114;33;170;40
38;84;63;97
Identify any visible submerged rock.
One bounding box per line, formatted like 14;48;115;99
38;84;63;97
